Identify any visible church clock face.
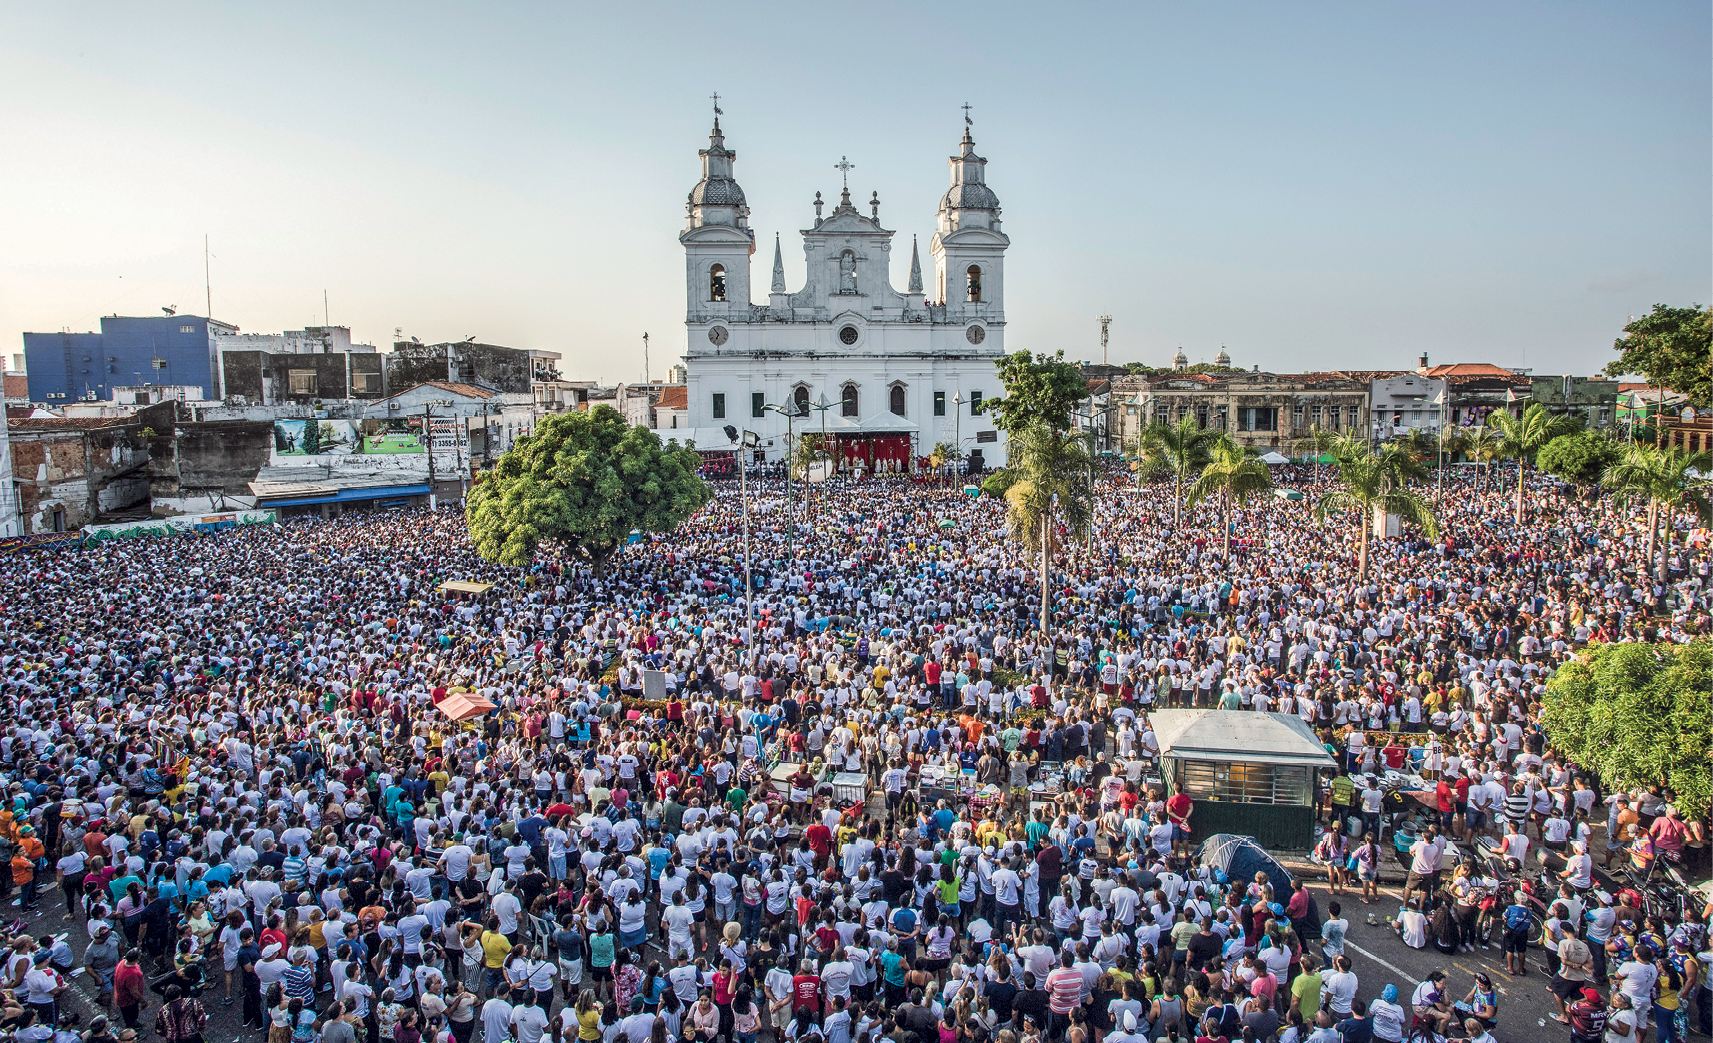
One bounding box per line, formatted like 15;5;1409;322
965;325;985;345
707;326;729;346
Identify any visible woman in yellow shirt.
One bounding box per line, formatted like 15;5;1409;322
575;991;604;1042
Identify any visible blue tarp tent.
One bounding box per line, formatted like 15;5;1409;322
1197;833;1295;899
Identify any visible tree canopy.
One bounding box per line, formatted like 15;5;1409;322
984;350;1090;438
1604;304;1712;410
465;406;711;570
1536;430;1620;488
1540;641;1712;820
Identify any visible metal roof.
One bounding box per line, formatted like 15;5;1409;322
1150;709;1337;768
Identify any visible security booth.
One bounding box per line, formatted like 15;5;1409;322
1150;709;1337;851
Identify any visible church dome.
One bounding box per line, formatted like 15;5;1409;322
690;176;746;207
940;181;1000;210
1172;347;1189;370
1215;346;1230;367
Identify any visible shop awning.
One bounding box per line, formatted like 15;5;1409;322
438;581;493;595
249;483;430;508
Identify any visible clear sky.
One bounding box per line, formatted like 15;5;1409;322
3;2;1707;382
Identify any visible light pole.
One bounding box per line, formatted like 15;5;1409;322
724;424;759;671
953;392;965;487
763;402;798;506
807;395;836;515
1433;387;1446;504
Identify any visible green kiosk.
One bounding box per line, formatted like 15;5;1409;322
1151;709;1337;851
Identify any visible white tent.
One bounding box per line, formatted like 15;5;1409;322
1259;451;1290;465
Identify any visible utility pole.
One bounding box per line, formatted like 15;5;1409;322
424;402;437;510
324;290;329;327
204;235;212;320
643;332;650;384
1098;315;1112;368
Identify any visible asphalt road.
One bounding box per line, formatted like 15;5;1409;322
1302;878;1574;1043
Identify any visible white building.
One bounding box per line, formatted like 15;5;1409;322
1358;366;1449;439
213;325;377;356
680;114;1008;472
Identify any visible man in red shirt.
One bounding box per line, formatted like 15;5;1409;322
804;821;833;871
1167;792;1194;859
791;960;822;1019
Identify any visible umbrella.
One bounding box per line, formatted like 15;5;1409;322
1258;451;1289;465
938;519;957;528
437;692;497;722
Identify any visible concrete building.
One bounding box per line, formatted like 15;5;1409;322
654;385;689;431
23;314;238;402
1531;373;1619;428
680;112;1008;473
1125;371;1371;451
213;325;377;358
1341;367;1448;440
6;407;169;532
220;348;388;405
387;340;560;394
1418;360;1534;427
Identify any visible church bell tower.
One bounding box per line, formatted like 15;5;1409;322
681;100;755;325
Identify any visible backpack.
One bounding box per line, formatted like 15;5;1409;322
1505;904;1530;930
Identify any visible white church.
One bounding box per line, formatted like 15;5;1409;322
678;111;1009;474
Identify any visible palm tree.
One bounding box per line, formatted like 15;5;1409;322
1004;423;1096;644
1128;415;1219;529
1292;425;1342;484
1488;402;1577;525
1186;438;1274;558
928;440;960;487
1313;434;1441;579
1602;444;1713;584
1433;425;1470;503
1465;426;1500;491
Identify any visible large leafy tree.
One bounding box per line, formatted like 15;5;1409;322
983;350;1090;439
1604;304;1712;411
1186;438;1273;558
1488;402;1577;524
1602;443;1713;583
1536;430;1621;490
1541;641;1712;820
1004;424;1095;644
466;406;711;570
1313;434;1439;579
1129;415;1220;528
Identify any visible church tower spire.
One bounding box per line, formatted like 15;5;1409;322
682;98;755;323
908;236;923;293
930;108;1009;321
771;234;786;293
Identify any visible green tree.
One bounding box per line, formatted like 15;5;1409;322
1601;443;1713;584
1464;426;1500;489
1604;304;1712;411
1488;402;1578;524
1313;435;1440;579
1003;424;1095;646
1186;437;1273;558
1129;416;1220;528
983;350;1090;440
1540;641;1713;820
790;432;832;479
1536;430;1621;490
927;440;961;486
465;406;711;571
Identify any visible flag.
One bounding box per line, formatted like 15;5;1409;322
1505;387;1517;404
1432;389;1445;406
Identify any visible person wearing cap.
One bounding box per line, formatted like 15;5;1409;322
84;922;121;1008
1566;986;1610;1043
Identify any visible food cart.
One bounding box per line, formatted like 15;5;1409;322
1150;709;1338;850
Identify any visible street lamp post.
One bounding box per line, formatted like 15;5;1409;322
807;395;836;515
1433;387;1446;505
422;398;454;510
763;402;798;506
953;392;965;487
724;424;759;671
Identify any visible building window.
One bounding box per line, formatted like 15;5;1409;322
841;384;859;417
793;385;811;415
1237;407;1278;432
889;385;906;417
966;265;982;302
289;370;318;396
970;391;984;415
934;391;946;416
352;372;379;393
752;392;765;418
709;264;726;302
838;325;859;345
1293;402;1304;427
1310;405;1323;428
178;325;194;334
1326;406;1340;431
712;393;725;419
1196;404;1208;428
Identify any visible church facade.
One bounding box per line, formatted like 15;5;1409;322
680;115;1008;473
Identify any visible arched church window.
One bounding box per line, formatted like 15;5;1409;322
966;265;982;302
839;251;858;294
841;384;859;417
709;264;726;302
793;386;811;416
889;385;906;417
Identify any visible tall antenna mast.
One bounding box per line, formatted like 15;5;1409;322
324;289;329;327
1098;315;1112;367
204;234;212;319
643;332;650;384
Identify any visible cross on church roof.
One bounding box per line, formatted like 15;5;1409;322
834;155;854;189
711;91;722;116
961;102;972;125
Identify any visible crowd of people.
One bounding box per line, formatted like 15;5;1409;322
0;459;1706;1043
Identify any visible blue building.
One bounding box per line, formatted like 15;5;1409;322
22;314;237;403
